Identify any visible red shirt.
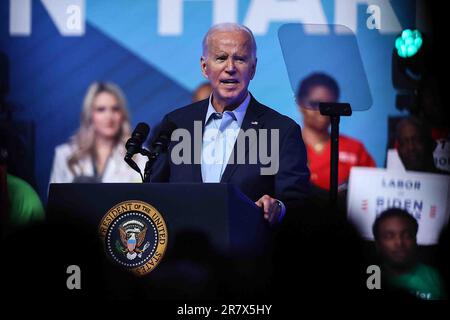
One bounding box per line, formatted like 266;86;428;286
306;135;376;190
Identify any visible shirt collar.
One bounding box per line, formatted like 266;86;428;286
205;92;251;128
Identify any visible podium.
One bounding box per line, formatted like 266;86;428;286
2;183;272;298
47;183;267;256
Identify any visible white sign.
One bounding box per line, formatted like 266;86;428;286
347;167;450;245
7;0;402;37
386;149;406;172
434;138;450;173
158;0;402;35
9;0;85;36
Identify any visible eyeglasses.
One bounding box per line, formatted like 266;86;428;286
300;100;321;110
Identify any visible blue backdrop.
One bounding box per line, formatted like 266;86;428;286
0;0;416;200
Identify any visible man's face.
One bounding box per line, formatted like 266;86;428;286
397;123;427;171
376;216;417;270
299;85;335;132
201;30;256;110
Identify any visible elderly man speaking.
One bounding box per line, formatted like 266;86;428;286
152;23;310;224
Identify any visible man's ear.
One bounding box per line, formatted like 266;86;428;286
250;57;257;80
200;56;208;79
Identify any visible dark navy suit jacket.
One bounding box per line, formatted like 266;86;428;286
151;95;310;208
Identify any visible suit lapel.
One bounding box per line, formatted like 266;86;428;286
220;95;265;183
191;100;208;182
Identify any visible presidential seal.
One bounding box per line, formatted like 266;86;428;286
99;200;168;276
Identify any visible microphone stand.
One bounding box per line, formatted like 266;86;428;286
140;147;158;183
125;123;175;183
124;147;156;183
318;102;352;207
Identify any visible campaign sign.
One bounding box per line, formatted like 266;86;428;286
347;167;450;245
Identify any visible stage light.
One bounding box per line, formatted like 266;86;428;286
395;29;423;58
392;28;428;112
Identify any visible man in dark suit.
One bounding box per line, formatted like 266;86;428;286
153;23;309;224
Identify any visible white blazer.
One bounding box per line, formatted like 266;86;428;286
49;143;146;184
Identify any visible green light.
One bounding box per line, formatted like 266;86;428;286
395;29;423;58
402;29;412;39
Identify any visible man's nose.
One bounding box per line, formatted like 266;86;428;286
225;59;236;73
404;138;418;151
393;235;403;248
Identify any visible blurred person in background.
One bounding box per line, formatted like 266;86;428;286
395;116;446;174
373;208;446;300
1;126;44;229
49;82;144;184
296;72;376;192
192;82;212;102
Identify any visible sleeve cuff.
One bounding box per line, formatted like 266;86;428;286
277;200;286;223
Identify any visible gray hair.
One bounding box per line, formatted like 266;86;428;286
202;23;257;61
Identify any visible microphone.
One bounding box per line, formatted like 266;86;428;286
142;120;177;182
125;122;150;175
150;120;177;156
125;122;150;159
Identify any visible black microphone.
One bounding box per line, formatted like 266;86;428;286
125;122;150;159
125;122;150;175
142;120;177;183
151;121;177;156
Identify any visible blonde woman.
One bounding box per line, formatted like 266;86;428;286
50;82;144;183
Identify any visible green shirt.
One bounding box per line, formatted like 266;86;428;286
387;263;446;300
7;174;45;226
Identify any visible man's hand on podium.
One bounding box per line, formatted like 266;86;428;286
255;194;285;225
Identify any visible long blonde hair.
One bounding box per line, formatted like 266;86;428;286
68;82;131;174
